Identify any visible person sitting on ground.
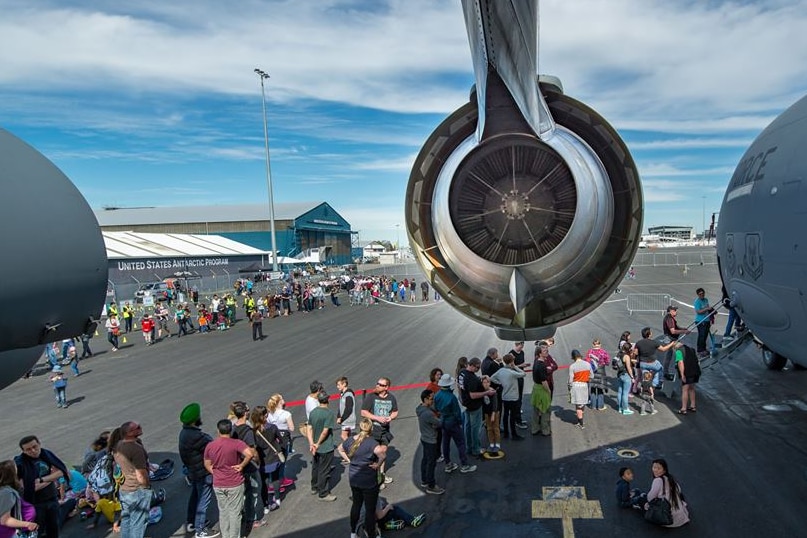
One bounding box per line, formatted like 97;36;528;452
645;459;690;527
372;496;426;532
615;467;646;509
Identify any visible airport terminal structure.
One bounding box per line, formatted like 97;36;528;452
95;201;354;265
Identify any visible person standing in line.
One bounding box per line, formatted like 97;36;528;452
634;327;677;389
230;404;264;532
693;288;714;357
585;340;610;411
433;374;476;475
507;341;528;428
337;418;386;538
662;306;689;376
113;422;152;538
307;392;338;501
534;342;558;396
336;377;357;443
420;280;429;302
530;353;552;436
178;404;219;538
490;354;527;441
204;420;256;538
675;343;701;415
616;343;636;415
155;303;170;339
568;350;592;430
415;390;444;494
360;377;398;485
457;358;495;459
409;278;416;302
15;436;69;538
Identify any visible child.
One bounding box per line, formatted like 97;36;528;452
50;366;68;408
481;376;501;454
616;467;647;509
141;314;154;345
638;370;658;415
216;311;227;331
197;310;209;333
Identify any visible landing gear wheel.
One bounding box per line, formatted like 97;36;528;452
762;348;788;370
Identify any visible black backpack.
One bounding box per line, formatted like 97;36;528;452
682;345;702;377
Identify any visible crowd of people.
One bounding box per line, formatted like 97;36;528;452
2;284;733;537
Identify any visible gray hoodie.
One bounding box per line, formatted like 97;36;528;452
416;403;442;444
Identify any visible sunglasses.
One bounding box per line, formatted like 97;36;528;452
376;382;389;388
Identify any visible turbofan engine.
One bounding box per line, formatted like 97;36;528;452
405;0;643;340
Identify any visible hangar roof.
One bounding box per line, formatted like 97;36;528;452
103;231;266;259
95;201;324;227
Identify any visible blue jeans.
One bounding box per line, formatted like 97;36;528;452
463;407;482;457
119;487;151;538
54;387;66;406
590;389;605;410
441;421;468;465
45;345;58;368
187;475;213;531
617;373;632;412
724;307;740;336
640;360;662;388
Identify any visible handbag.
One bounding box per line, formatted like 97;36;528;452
645;497;673;526
257;430;286;463
11;489;39;538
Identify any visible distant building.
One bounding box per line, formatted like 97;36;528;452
95;201;353;265
647;225;695;240
362;243;387;261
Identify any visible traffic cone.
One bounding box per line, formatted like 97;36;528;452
122;336;128;344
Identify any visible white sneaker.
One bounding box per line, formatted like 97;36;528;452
459;464;477;473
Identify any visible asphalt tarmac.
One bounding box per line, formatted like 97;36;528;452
2;253;806;537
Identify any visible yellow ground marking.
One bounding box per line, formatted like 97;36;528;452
532;486;603;538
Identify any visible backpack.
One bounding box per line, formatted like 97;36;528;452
87;453;116;495
682;345;702;377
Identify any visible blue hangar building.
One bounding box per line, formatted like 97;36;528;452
95;201;354;266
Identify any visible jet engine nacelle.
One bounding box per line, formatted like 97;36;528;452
716;94;807;370
406;83;642;341
0;129;108;389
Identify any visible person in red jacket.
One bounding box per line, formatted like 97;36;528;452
141;315;155;346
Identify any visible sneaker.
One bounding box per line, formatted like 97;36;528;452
317;494;337;502
621;409;635;415
576;422;585;430
436;455;444;463
411;513;426;528
383;475;393;484
516;422;528;429
425;486;445;495
311;488;319;495
280;478;295;488
384;520;405;531
186;524;195;533
459;464;477;473
195;529;220;538
420;482;428;488
650;409;659;415
269;500;281;511
640;412;648;416
444;462;458;473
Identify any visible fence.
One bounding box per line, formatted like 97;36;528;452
626;293;672;315
632;250;717;267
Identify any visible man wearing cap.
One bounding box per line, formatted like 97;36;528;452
433;374;476;476
662;306;690;377
416;389;444;494
457;358;495;460
178;403;219;538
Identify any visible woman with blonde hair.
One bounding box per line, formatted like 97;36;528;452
266;394;295;489
337;417;386;538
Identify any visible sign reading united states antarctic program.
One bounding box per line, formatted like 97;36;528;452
116;258;230;271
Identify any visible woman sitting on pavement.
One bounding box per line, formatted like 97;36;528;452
645;459;690;527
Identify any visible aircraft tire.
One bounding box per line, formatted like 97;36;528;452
762;348;788;370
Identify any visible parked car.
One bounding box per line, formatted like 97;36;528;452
134;282;170;304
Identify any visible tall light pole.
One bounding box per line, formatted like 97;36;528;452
254;68;279;272
701;196;706;242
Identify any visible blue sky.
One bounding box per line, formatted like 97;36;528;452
2;0;807;242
